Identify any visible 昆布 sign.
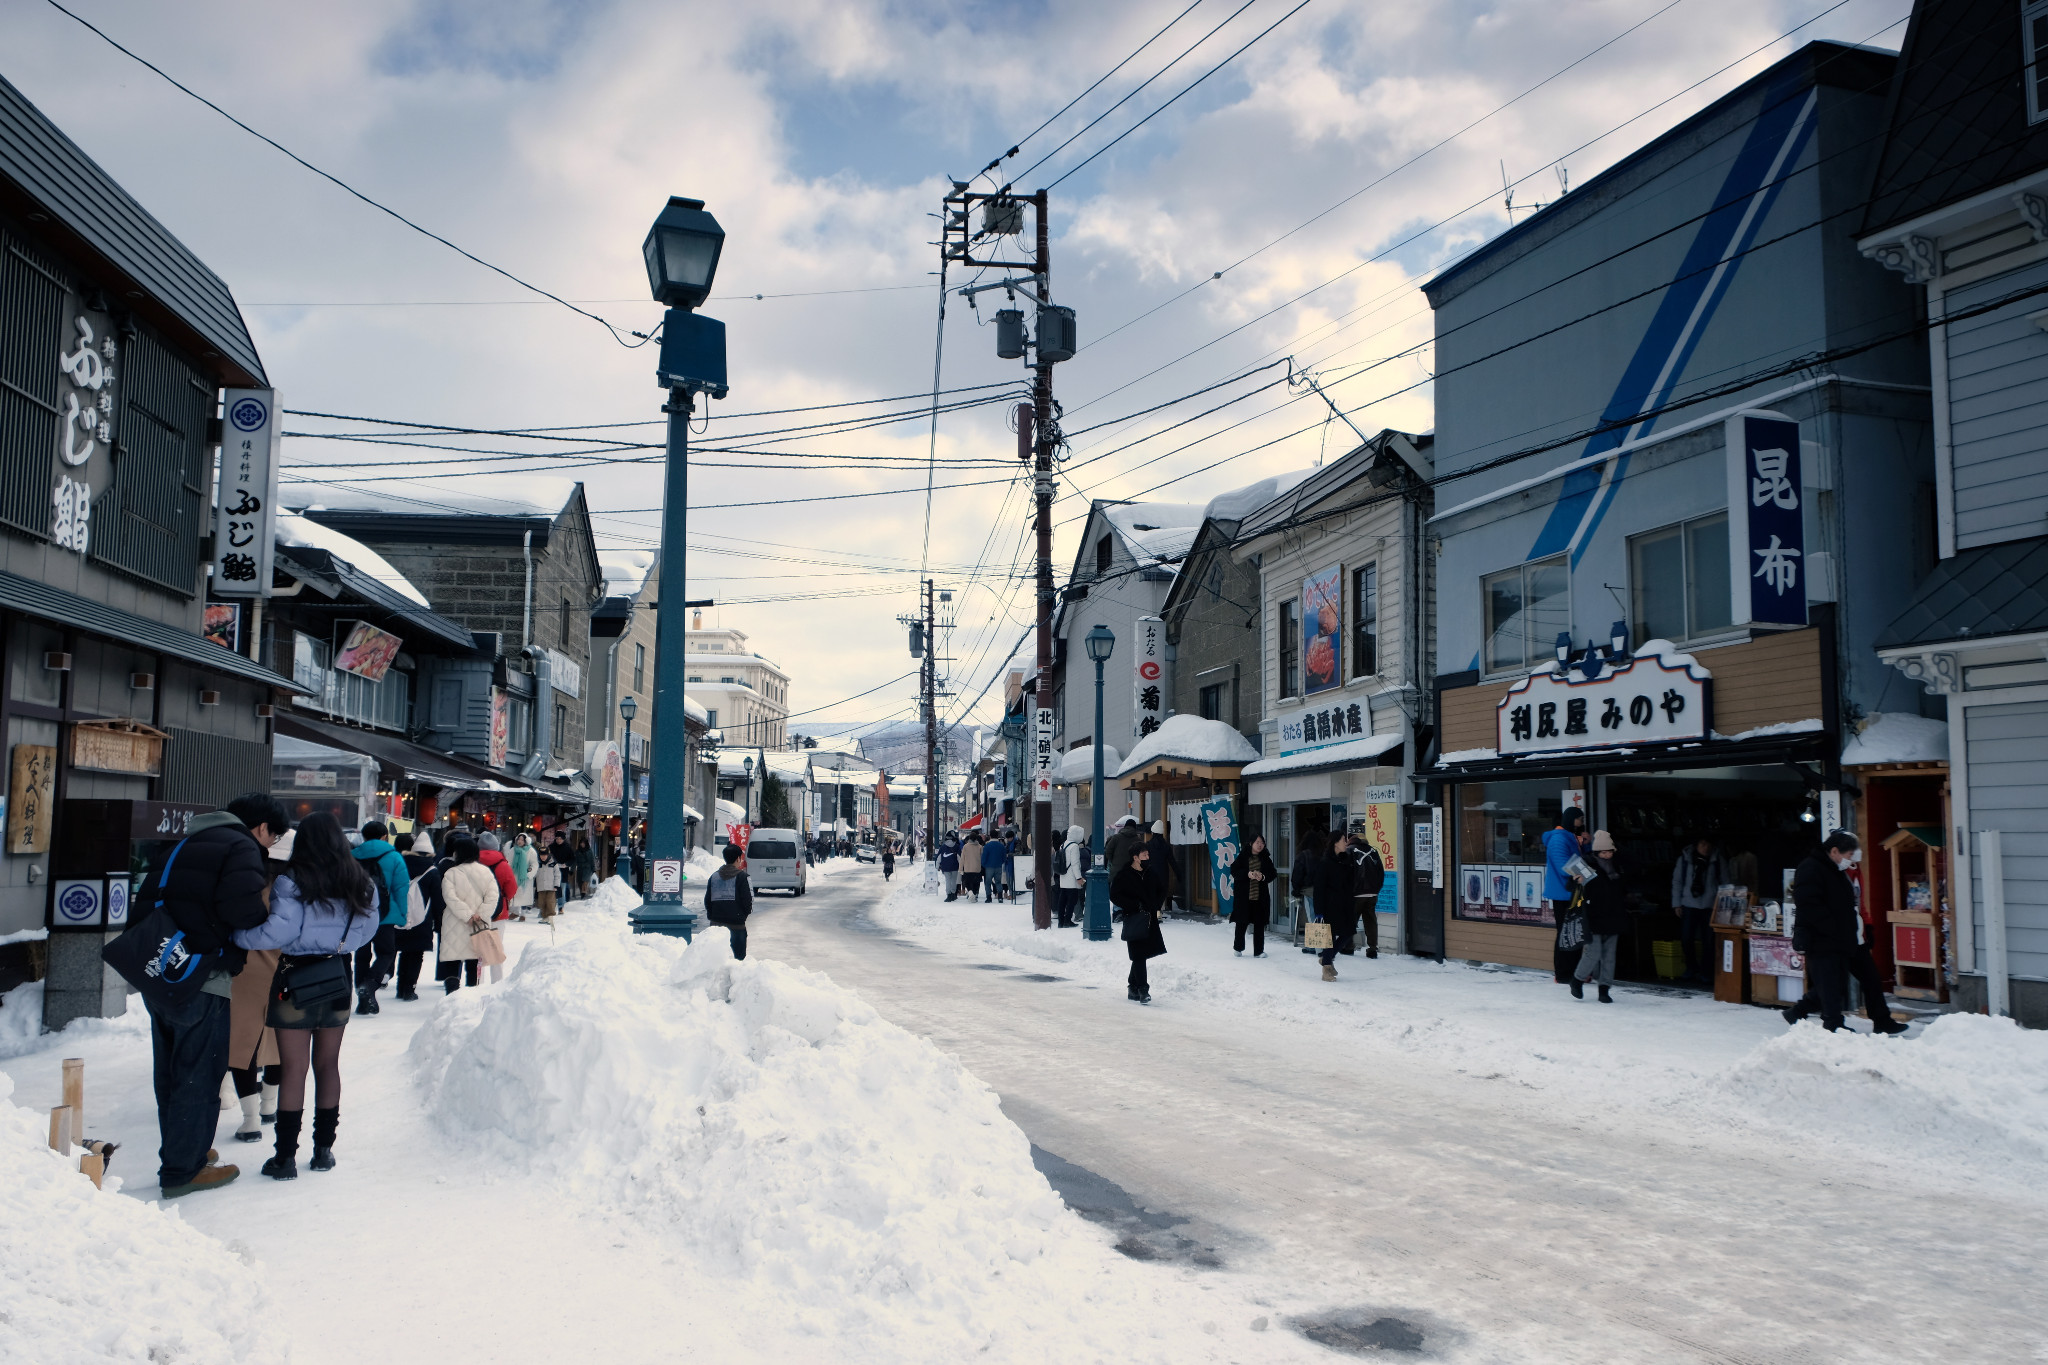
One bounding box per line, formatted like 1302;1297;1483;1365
1495;651;1711;756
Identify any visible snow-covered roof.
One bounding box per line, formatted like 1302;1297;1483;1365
684;697;708;726
1200;468;1316;526
1843;712;1950;766
715;799;745;823
1242;730;1402;779
599;549;656;598
1115;715;1259;777
275;510;430;607
287;474;580;521
1057;743;1121;783
1101;501;1205;565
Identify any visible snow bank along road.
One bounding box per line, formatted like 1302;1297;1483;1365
757;863;2048;1365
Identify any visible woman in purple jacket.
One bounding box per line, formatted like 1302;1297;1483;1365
235;813;377;1181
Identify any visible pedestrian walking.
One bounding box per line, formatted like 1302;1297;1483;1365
1230;835;1278;956
1106;816;1144;876
574;835;597;898
351;821;410;1016
228;829;291;1146
1348;833;1386;959
436;838;499;995
1571;831;1628;1002
391;832;435;1001
1289;827;1324;929
1141;821;1175;918
1057;824;1088;927
233;812;378;1180
508;832;537;921
139;791;284;1198
704;843;753;959
939;833;961;900
475;833;519;982
1544;807;1590;982
882;843;896;880
1113;843;1165;1003
1783;831;1909;1034
548;833;573;899
1314;831;1360;981
1671;837;1724;985
959;832;984;900
982;832;1008;902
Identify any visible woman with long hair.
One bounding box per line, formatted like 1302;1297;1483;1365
233;812;377;1179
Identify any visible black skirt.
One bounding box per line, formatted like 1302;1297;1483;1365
268;954;354;1030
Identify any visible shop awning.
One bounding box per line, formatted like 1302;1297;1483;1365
0;567;303;694
1429;729;1829;784
1116;715;1260;785
957;814;983;831
276;714;476;789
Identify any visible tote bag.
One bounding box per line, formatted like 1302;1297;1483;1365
103;840;214;1009
1304;920;1335;951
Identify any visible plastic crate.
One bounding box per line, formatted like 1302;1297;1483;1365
1651;940;1685;980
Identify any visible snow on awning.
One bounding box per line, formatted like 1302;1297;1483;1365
1241;730;1402;781
1057;744;1120;784
1115;714;1260;779
1842;712;1950;767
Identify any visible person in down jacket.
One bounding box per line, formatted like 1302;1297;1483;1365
436;839;501;995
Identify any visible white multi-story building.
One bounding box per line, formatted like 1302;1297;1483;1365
685;621;791;749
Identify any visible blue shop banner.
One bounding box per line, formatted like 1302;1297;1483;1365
1726;412;1806;628
1198;795;1239;913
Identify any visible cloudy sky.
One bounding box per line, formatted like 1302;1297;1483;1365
8;0;1910;737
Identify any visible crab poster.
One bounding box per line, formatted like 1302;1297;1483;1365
1301;564;1343;695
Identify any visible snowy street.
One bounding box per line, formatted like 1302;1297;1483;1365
5;862;2045;1363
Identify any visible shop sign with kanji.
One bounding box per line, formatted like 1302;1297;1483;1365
212;388;279;596
1276;700;1371;756
1131;616;1164;740
1495;651;1711;756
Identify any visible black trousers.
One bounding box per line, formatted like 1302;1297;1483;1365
145;989;232;1187
438;958;480;992
396;949;427;994
1319;929;1356;966
354;925;397;995
1056;886;1080;926
710;915;748;960
1680;905;1713;980
1128;956;1148;995
1356;903;1379;953
1232;918;1265;954
1788;945;1896;1031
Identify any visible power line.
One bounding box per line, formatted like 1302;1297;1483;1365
40;0;655;348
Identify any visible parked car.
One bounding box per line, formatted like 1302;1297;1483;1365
744;828;806;895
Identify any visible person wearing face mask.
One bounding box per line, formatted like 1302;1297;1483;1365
1784;830;1907;1035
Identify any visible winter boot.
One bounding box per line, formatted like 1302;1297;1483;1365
1321;963;1337;982
310;1108;339;1172
262;1109;302;1180
162;1163;239;1198
355;989;380;1016
1873;1018;1910;1036
260;1082;279;1125
1597;985;1613;1003
1366;947;1378;959
1127;988;1147;1003
234;1094;264;1143
1570;980;1584;999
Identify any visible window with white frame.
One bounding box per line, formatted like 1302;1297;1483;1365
1629;512;1733;645
2027;0;2048;124
1482;555;1570;674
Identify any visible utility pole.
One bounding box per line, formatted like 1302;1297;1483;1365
922;577;938;858
941;183;1066;931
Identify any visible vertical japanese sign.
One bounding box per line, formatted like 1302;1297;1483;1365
213;389;279;596
54;310;118;558
1301;564;1343;695
1198;794;1238;914
1032;706;1055;801
488;688;510;768
1725;412;1806;628
1360;784;1401;921
1132;616;1163;741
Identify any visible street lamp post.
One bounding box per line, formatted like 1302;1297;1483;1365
615;694;637;883
743;754;755;826
630;195;728;942
1083;623;1115;941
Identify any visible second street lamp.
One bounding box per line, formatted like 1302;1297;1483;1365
1083;623;1115;942
630;194;727;942
615;694;637;884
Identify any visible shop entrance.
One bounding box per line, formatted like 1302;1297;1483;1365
1272;801;1330;930
1599;766;1817;987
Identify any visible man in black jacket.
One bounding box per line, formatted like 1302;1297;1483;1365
1316;832;1360;981
146;791;286;1197
1785;830;1908;1035
1349;834;1387;959
703;843;754;959
391;833;436;1002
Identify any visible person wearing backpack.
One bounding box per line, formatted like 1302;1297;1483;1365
351;821;410;1016
234;813;379;1179
703;843;753;959
391;832;437;1002
140;791;285;1199
1057;825;1087;927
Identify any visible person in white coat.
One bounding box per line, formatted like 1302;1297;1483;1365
437;838;500;995
1057;824;1088;928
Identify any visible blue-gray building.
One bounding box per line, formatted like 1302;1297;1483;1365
1421;43;1935;986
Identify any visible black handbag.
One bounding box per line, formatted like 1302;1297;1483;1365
103;839;213;1009
278;954;351;1010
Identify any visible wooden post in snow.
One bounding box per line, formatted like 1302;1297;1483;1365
62;1058;84;1138
47;1104;71;1155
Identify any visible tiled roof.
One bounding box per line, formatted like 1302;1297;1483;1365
1874;536;2048;649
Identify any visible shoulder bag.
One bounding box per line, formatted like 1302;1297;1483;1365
470;921;507;967
102;839;214;1009
276;896;363;1009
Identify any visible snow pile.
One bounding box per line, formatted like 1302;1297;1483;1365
408;920;1233;1356
1713;1014;2048;1185
1115;713;1259;777
582;875;644;915
1843;711;1950;766
0;1072;285;1363
0;983;145;1062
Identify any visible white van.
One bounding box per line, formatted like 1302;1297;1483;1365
744;828;806;896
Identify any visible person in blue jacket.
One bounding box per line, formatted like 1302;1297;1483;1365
235;813;378;1181
1543;807;1589;983
351;821;411;1016
938;833;961;901
982;832;1009;903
